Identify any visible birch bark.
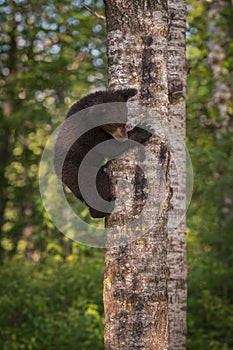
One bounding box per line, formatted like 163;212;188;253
103;1;187;348
167;1;187;349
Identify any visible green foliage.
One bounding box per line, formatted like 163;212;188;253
0;254;104;350
186;1;233;348
0;2;107;346
0;0;107;259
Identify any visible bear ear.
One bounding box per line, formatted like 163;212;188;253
117;88;138;101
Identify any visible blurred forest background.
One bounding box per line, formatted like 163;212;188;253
0;0;232;349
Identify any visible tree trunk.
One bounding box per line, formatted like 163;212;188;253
167;1;187;349
207;0;233;132
103;1;187;349
206;0;233;251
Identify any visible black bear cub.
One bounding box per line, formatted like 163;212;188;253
54;88;152;218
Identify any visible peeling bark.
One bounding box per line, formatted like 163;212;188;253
103;0;186;348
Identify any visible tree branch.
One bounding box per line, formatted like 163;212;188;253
82;4;106;20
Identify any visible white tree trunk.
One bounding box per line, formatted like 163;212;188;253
103;1;187;349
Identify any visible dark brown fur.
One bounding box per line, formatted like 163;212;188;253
54;89;152;218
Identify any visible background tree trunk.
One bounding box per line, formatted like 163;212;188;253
103;1;187;349
206;0;233;265
0;4;17;262
207;0;233;132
